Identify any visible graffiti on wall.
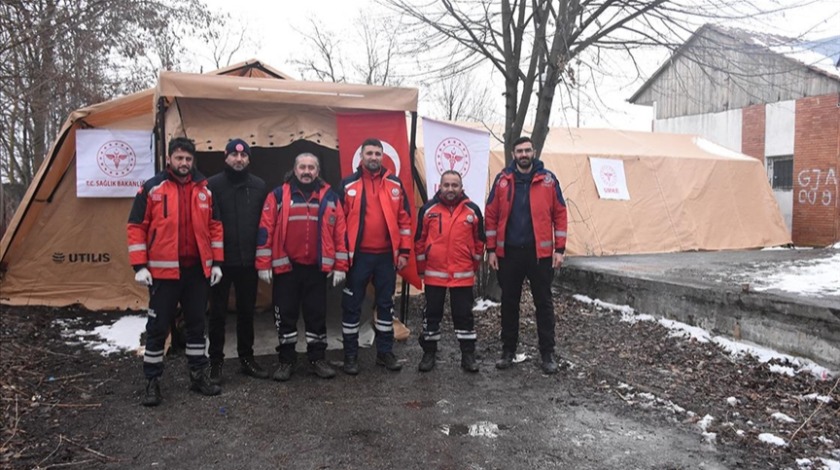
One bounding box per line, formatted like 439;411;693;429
797;168;837;206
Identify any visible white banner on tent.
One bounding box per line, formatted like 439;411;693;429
589;157;630;200
422;118;490;215
76;129;154;198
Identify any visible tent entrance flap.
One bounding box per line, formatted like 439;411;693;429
196;141;340;190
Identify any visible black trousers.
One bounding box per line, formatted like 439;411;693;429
420;285;476;354
143;265;209;379
498;246;555;354
273;264;328;363
208;265;259;361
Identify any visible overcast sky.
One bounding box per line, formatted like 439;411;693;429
197;0;840;131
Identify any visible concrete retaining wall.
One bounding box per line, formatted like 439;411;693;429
558;267;840;371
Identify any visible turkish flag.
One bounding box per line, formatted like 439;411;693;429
336;112;422;289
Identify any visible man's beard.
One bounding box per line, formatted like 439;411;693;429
516;157;532;169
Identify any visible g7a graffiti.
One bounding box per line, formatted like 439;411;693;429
797;168;837;206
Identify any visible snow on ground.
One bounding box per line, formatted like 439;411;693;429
58;315;145;355
473;298;500;312
759;433;788;447
749;253;840;297
573;293;839;464
573;294;835;380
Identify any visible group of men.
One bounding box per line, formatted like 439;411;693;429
127;135;568;407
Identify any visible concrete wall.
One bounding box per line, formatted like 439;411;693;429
653;109;742;152
558;267;840;370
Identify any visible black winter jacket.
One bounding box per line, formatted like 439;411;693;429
207;167;267;267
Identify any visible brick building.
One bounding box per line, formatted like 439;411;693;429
630;24;840;246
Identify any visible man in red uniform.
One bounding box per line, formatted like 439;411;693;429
338;138;413;375
127;137;224;406
256;153;349;381
485;136;568;374
414;171;485;372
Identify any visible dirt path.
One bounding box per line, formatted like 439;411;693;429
2;292;837;469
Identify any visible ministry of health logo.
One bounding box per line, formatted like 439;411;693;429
96;140;136;178
434;137;471;177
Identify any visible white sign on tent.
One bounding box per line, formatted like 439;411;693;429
422;118;490;215
589;157;630;200
76;129;154;198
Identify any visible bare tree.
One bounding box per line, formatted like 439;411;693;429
201;14;257;69
426;71;495;123
292;12;407;86
0;0;220;193
381;0;823;161
292;20;347;83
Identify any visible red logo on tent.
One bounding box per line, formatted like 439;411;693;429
599;165;617;187
434;137;471;177
96;141;136;178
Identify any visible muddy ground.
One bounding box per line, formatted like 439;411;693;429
1;287;838;469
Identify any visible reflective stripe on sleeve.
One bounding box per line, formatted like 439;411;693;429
148;260;179;268
128;244;147;252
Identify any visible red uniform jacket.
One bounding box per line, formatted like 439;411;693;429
340;167;412;265
414;193;485;288
255;181;349;274
485;160;568;259
127;170;223;279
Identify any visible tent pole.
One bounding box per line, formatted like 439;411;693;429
155;97;166;171
399;111;422;324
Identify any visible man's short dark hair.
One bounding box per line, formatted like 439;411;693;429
440;170;462;182
360;137;383;150
168;137;196;157
511;136;533;148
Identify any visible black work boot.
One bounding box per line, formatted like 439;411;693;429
141;377;162;407
272;362;294;382
540;352;558;375
376;352;403;371
461;351;479;373
240;356;269;379
418;351;436;372
189;367;222;396
495;350;515;370
343;356;360;376
311;359;337;379
208;360;223;386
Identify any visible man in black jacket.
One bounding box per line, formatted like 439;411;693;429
207;138;269;383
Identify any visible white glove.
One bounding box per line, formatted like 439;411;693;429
258;269;273;284
328;270;346;287
134;267;153;286
210;266;223;286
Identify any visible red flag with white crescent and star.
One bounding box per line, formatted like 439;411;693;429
336;111;422;289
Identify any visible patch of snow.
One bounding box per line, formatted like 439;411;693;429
771;412;796;423
736;429;745;436
468;421;501;438
513;353;529;363
79;315;146;355
659;318;711;343
818;436;834;445
768;364;797;377
726;397;739;406
820;458;840;470
797;458;814;468
702;432;717;443
801;394;833;404
472;298;500;312
697;414;714;432
758;433;788;447
749;254;840;297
